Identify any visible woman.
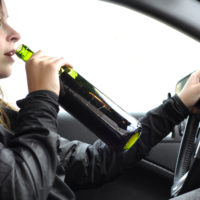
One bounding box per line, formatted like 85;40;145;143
0;0;200;199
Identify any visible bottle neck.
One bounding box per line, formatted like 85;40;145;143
16;44;33;62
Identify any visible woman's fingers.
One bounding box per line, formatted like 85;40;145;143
25;51;71;95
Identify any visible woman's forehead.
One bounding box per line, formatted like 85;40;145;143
0;0;8;19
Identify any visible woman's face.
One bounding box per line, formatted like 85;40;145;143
0;0;20;79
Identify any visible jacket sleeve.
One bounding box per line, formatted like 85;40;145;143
0;90;59;200
59;95;189;188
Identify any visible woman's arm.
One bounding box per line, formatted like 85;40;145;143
59;94;189;189
0;50;70;199
0;90;59;200
59;70;200;188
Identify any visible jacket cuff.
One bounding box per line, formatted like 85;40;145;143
173;94;190;118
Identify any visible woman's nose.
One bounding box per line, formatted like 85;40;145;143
6;25;21;43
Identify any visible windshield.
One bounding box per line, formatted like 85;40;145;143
2;0;200;113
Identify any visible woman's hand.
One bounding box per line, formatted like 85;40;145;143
25;50;70;96
178;70;200;112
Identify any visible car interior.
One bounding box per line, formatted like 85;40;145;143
3;0;200;199
54;0;200;199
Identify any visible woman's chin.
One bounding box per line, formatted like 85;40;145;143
0;69;12;79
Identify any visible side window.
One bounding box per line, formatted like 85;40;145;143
4;0;200;112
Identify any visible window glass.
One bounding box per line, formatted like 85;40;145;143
3;0;200;112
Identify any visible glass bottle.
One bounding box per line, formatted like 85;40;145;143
16;44;141;151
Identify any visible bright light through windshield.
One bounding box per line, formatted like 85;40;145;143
2;0;200;112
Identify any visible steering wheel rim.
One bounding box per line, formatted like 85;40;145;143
171;114;200;197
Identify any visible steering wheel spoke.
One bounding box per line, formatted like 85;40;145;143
171;114;200;198
171;171;189;197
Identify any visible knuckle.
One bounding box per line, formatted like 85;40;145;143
26;57;37;66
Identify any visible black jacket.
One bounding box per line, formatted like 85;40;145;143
0;90;189;200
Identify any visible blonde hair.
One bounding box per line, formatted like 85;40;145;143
0;88;17;129
0;101;11;129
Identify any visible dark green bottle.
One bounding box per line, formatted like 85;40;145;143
16;44;141;151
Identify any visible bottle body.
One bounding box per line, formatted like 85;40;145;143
16;44;141;151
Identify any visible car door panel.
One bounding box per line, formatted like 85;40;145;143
57;111;181;199
57;111;181;172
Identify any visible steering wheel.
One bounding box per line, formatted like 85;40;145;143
171;114;200;197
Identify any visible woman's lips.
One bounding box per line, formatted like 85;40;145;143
4;50;15;61
4;50;15;56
